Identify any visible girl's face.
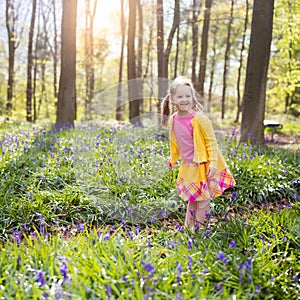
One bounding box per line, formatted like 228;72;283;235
172;85;193;115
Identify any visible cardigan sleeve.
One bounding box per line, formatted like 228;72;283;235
194;113;218;169
168;115;182;164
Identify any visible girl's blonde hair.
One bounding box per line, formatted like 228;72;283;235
161;76;204;128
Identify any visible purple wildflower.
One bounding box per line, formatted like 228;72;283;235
142;261;155;276
187;238;193;250
215;283;223;291
38;270;45;287
59;262;69;283
217;251;228;265
229;240;236;248
187;256;193;271
77;223;84;232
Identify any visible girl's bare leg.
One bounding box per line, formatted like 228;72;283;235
195;200;210;227
184;201;197;229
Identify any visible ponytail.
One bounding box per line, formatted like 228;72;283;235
161;95;172;129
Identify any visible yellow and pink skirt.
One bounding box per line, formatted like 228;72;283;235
176;160;235;202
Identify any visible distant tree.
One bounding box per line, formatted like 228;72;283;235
26;0;37;122
84;0;97;117
127;0;140;124
116;0;126;121
191;0;201;85
235;0;249;123
207;24;218;112
240;0;275;144
136;0;143;114
221;0;234;119
55;0;77;128
5;0;21;119
157;0;164;101
198;0;212;97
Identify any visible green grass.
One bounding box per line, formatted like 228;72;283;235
0;121;299;299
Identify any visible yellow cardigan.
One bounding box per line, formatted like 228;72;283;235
169;112;228;171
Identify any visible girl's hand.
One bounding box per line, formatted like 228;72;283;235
206;166;216;178
168;160;174;169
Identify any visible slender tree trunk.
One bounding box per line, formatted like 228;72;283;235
26;0;37;122
84;0;97;118
157;0;165;102
52;0;58;99
116;0;126;121
174;24;180;78
208;24;217;112
221;0;234;119
198;0;212;97
235;0;249;123
164;0;180;78
181;23;189;76
240;0;274;145
55;0;77;128
5;0;16;119
191;0;200;85
137;0;143;114
127;0;139;124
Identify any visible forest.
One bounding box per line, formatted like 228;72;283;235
0;1;299;299
0;0;299;144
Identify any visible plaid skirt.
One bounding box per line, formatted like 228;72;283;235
176;161;235;202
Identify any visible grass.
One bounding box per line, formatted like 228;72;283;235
0;120;299;299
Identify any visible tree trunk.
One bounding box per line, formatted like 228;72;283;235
26;0;37;122
137;0;144;114
221;0;234;119
116;0;126;121
235;0;249;123
52;0;58;99
84;0;97;118
163;0;179;79
174;23;180;78
191;0;200;85
198;0;212;97
208;24;217;112
240;0;275;145
5;0;17;119
127;0;139;125
55;0;77;128
157;0;165;102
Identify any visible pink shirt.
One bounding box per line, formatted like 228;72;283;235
173;112;195;163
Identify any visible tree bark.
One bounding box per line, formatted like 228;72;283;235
240;0;275;144
235;0;249;123
55;0;77;128
5;0;17;119
84;0;97;118
116;0;126;121
137;0;144;114
221;0;234;119
208;24;217;113
26;0;37;122
191;0;200;85
198;0;212;97
127;0;140;125
157;0;165;101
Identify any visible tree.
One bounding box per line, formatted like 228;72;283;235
198;0;212;97
235;0;249;123
5;0;21;119
221;0;234;119
26;0;37;122
116;0;126;121
55;0;77;128
191;0;201;84
240;0;275;144
84;0;97;117
127;0;140;124
157;0;164;101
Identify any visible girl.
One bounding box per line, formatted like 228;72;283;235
161;76;235;230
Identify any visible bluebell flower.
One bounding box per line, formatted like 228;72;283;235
38;270;45;287
229;240;236;248
217;251;228;265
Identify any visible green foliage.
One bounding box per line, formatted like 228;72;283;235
0;204;299;299
0;123;299;298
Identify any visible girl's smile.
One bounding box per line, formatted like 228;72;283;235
172;85;193;116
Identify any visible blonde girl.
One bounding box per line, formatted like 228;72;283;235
161;76;235;230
